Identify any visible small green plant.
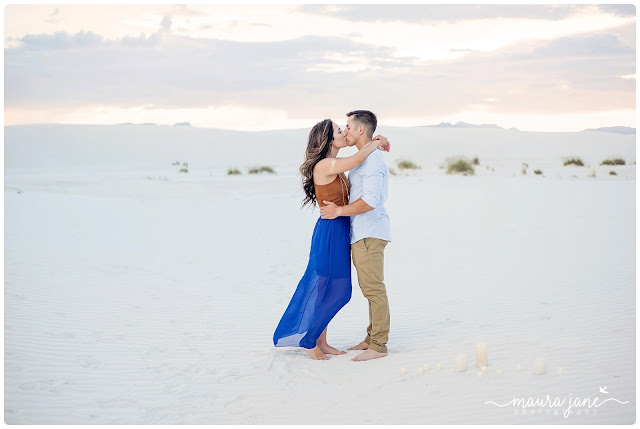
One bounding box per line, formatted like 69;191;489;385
397;160;421;170
601;158;625;166
446;159;475;176
227;168;242;175
609;171;617;175
534;169;543;175
472;157;480;165
564;157;584;166
178;161;189;173
249;165;276;174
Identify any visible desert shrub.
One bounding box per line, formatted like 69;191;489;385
179;167;188;173
472;157;480;165
397;160;421;170
564;157;584;166
609;171;617;176
534;169;543;175
446;159;475;176
227;169;242;175
249;165;276;174
601;158;625;166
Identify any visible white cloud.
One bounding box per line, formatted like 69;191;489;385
6;4;635;62
3;4;636;131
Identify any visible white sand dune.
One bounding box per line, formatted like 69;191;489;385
4;124;636;424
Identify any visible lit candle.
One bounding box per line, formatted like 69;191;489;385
476;343;488;367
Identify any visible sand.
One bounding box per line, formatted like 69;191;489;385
4;124;636;424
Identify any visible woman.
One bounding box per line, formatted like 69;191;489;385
273;119;389;360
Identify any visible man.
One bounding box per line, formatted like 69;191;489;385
320;110;391;362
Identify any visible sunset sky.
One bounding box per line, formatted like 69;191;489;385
4;3;636;132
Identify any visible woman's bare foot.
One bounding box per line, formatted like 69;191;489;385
318;343;347;355
352;348;388;362
347;340;370;350
304;346;331;360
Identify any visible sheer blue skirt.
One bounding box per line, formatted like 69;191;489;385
273;216;352;349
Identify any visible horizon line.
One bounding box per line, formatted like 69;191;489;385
3;122;637;134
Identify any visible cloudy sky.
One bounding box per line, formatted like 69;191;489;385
4;3;636;132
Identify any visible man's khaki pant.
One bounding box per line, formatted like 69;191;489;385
351;237;389;353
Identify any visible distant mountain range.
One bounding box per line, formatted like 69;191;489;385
116;122;192;127
423;122;635;134
423;122;509;130
585;126;636;135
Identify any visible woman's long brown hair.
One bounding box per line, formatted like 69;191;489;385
300;119;334;209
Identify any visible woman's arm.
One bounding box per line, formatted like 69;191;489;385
320;157;385;219
315;137;389;178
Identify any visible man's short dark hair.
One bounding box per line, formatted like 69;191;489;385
347;110;377;139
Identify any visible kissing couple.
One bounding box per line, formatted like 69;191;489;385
273;110;392;362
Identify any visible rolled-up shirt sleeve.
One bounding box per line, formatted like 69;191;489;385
360;159;385;209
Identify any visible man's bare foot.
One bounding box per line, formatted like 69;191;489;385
351;348;388;362
304;346;331;360
318;343;347;355
347;340;370;351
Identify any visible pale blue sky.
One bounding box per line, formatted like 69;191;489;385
4;3;636;131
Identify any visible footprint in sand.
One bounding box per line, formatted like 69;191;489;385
76;355;102;368
163;380;188;395
150;362;170;374
224;395;250;415
97;398;139;409
217;373;242;384
18;382;38;391
19;379;59;392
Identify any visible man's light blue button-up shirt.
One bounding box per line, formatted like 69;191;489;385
347;148;391;245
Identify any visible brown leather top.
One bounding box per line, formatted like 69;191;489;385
315;173;350;208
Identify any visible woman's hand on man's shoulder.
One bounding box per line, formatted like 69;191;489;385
373;135;390;152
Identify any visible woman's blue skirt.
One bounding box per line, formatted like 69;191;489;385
273;216;352;349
